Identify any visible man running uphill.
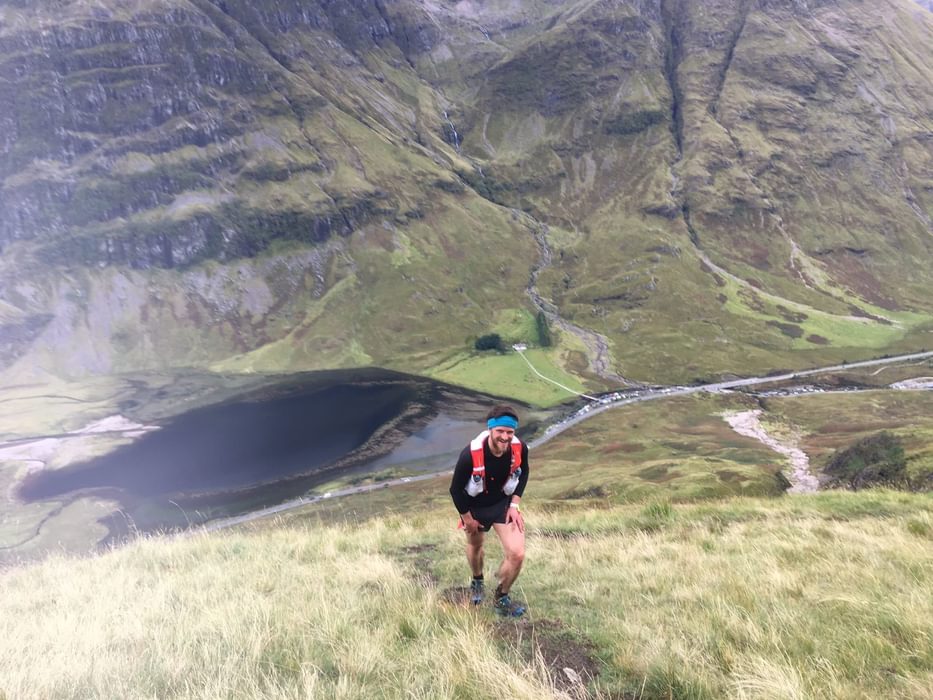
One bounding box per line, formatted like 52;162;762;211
449;404;529;617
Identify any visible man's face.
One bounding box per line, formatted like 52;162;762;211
489;426;515;451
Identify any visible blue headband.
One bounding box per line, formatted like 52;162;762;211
487;415;518;430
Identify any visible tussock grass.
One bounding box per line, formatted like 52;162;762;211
0;521;561;700
525;494;933;699
3;492;932;699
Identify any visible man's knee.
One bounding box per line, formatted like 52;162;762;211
506;546;525;565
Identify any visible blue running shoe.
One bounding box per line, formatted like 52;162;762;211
494;593;526;618
470;579;484;606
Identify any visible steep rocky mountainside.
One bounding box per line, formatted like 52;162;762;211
1;0;931;386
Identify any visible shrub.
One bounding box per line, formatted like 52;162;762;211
536;311;552;347
474;333;505;352
455;168;512;205
824;432;907;490
604;109;665;136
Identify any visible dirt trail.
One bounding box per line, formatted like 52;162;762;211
723;410;818;493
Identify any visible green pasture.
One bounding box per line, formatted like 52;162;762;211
429;347;589;408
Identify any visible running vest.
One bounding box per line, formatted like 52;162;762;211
464;430;523;497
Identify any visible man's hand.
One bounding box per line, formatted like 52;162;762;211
461;513;481;535
506;505;524;533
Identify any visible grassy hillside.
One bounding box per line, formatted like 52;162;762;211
1;491;931;699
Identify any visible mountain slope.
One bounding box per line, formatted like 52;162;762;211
1;0;931;388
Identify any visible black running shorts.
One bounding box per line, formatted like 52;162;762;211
466;499;510;532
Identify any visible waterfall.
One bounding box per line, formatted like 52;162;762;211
443;111;461;152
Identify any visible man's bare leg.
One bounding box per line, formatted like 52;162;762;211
492;521;525;594
465;529;485;577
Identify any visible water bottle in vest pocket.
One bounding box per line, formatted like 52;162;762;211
466;473;484;496
502;467;521;496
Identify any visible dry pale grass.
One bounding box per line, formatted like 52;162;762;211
527;493;933;698
0;519;564;700
1;492;932;699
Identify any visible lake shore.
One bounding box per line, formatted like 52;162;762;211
1;370;547;560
